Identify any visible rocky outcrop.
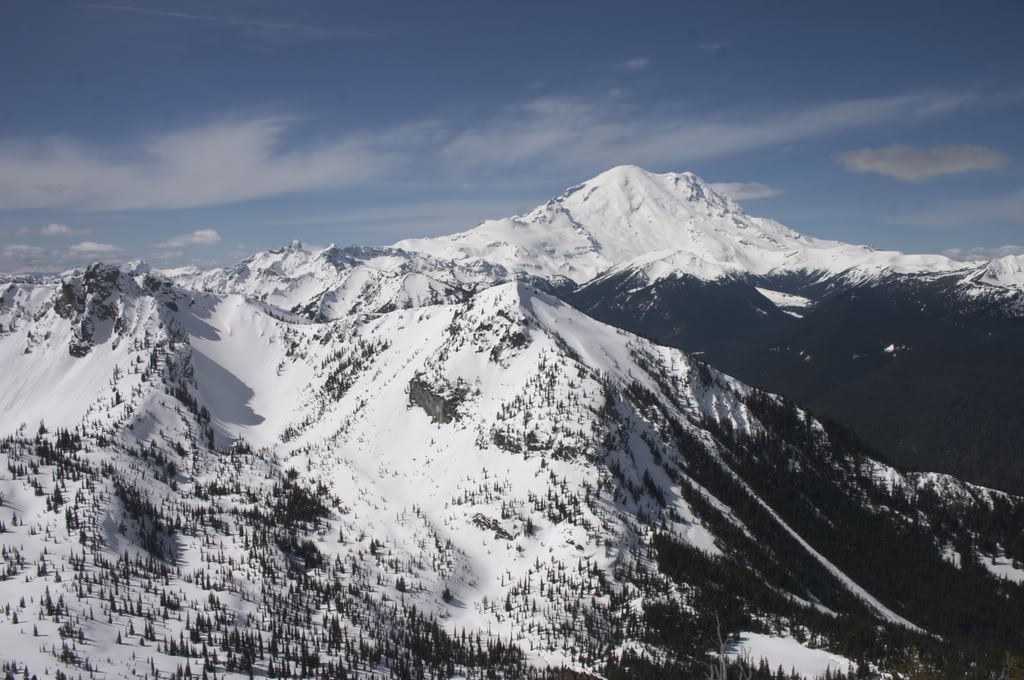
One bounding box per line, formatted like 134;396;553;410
54;264;124;357
408;374;466;424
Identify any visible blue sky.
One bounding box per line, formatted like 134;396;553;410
2;0;1023;272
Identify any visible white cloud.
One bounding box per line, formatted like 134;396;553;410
618;57;653;72
149;249;185;262
3;244;49;259
0;88;995;213
887;188;1024;228
159;228;223;248
15;223;75;237
440;91;981;176
40;223;74;236
1;241;128;273
74;4;373;38
710;182;781;201
943;244;1024;261
259;197;540;244
698;41;730;57
837;144;1008;181
69;241;125;256
1;245;58;274
0;117;435;210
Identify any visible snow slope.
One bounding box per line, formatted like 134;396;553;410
755;287;814;317
976;254;1024;289
3;264;1021;679
731;633;856;678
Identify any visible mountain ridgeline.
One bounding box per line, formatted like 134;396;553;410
1;166;1023;679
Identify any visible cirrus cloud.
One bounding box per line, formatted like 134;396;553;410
887;188;1024;228
158;228;223;248
40;223;74;237
942;244;1024;261
69;241;125;256
617;57;653;72
0;88;998;214
15;223;76;237
837;144;1008;182
440;90;983;176
1;241;126;273
2;244;50;260
710;182;781;201
0;117;435;211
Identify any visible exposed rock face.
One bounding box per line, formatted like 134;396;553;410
55;264;124;357
408;374;464;424
472;513;514;540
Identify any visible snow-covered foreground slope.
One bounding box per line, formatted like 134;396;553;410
2;265;1023;679
396;165;970;285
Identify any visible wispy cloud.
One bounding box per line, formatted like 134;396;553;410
15;223;76;237
943;244;1024;261
69;241;125;257
837;144;1008;181
0;241;126;273
0;117;436;210
617;57;653;72
74;4;374;38
710;182;781;201
440;91;981;175
2;244;50;262
698;41;730;57
158;228;223;248
887;188;1024;228
270;197;540;244
41;222;74;237
0;89;995;213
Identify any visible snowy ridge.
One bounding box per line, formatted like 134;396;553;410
165;241;509;321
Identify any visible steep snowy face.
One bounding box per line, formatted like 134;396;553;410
0;264;186;432
165;242;508;320
397;165;968;284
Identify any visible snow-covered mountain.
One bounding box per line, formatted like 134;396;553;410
157;166;1016;313
163;241;510;321
396;165;971;286
970;254;1024;290
2;263;1023;679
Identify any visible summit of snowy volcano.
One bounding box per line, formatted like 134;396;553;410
396;165;969;284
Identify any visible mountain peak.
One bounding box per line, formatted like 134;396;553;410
396;166;759;283
584;164;717;195
396;165;970;285
549;165;734;216
979;253;1024;288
